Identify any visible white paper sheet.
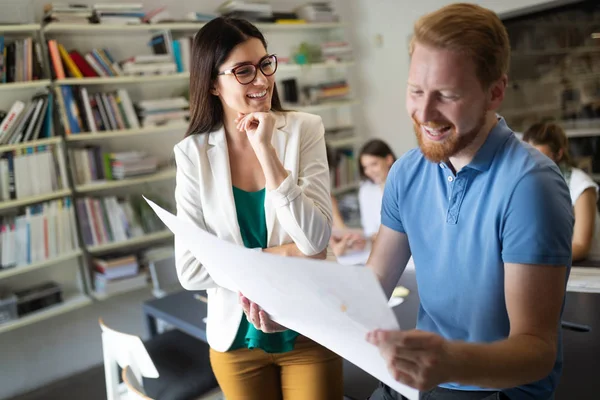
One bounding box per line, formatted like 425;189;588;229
145;197;418;400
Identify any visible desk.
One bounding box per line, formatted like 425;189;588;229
555;291;600;399
142;270;420;400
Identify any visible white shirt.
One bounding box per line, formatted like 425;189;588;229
173;111;333;351
568;168;600;260
359;180;383;237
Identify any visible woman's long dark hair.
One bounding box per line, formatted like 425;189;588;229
185;17;285;137
358;139;396;180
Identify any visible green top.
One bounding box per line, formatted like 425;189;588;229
228;186;299;353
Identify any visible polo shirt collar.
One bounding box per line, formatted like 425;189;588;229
438;117;513;172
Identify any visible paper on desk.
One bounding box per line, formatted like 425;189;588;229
144;197;418;400
567;267;600;293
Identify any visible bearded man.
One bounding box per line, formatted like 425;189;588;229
366;4;574;400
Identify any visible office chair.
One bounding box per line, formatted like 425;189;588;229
99;319;222;400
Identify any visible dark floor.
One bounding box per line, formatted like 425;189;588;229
7;365;106;400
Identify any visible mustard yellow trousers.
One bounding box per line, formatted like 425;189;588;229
209;336;344;400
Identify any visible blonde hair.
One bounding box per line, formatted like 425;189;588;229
409;3;510;89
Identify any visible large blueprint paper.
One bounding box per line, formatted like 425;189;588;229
145;197;419;400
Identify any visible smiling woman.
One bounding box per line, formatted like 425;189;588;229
171;17;342;400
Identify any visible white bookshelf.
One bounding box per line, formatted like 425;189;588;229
0;189;72;212
42;22;344;33
0;80;52;92
0;137;61;153
278;61;354;72
75;168;176;194
0;24;40;33
87;230;174;255
56;74;189;86
66;124;188;142
0;294;91;335
291;99;358;113
0;250;82;280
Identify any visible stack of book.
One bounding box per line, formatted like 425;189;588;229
0;144;69;201
70;148;158;184
0;37;45;83
0;91;54;144
0;198;79;268
93;255;148;297
43;3;93;24
55;87;139;134
90;4;145;25
76;195;146;247
320;41;352;62
217;1;273;21
120;54;177;76
136;97;190;128
304;80;350;104
295;2;338;22
111;151;158;180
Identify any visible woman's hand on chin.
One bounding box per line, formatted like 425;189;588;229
235;112;276;153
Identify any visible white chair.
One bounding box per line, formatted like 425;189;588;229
99;319;223;400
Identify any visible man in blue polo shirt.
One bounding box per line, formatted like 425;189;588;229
367;4;573;400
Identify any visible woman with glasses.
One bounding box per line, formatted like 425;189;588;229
172;17;343;399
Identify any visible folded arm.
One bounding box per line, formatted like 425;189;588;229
261;116;333;256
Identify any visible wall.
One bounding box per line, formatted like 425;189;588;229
339;0;579;157
0;0;571;398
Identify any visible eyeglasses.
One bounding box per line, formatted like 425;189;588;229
217;54;278;85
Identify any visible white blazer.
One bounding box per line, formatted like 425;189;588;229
173;111;333;352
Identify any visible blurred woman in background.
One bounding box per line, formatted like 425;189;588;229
523;122;600;262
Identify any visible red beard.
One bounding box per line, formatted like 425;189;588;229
413;112;486;164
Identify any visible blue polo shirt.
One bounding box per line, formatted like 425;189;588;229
381;118;573;400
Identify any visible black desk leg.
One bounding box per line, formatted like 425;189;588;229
145;313;159;339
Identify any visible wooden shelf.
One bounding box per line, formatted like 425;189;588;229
331;182;360;196
66;124;188;142
0;250;82;280
278;61;354;72
0;24;40;33
75;169;176;194
0;294;91;334
0;189;72;212
0;80;51;91
56;73;189;86
0;137;61;154
43;22;344;33
289;99;358;113
87;230;173;255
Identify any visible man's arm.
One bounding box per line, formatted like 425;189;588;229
445;262;566;388
366;225;412;298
